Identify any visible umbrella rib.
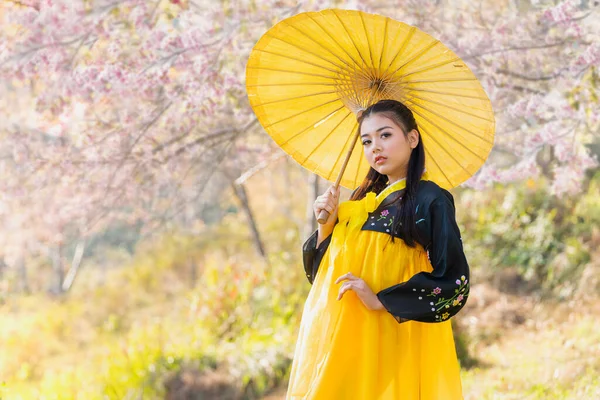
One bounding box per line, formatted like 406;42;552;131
246;65;334;80
332;59;367;112
359;11;376;71
411;105;490;162
325;112;357;181
385;40;441;80
263;99;344;129
406;87;490;100
408;99;494;144
253;48;342;75
401;57;461;79
303;110;354;166
253;90;339;108
378;17;389;71
263;31;349;72
379;26;416;81
404;77;479;84
413;109;487;170
349;67;366;110
408;93;495;122
306;13;364;75
423;145;453;188
246;82;338;87
380;78;410;103
366;77;384;108
332;10;373;79
279;105;347;147
283;21;355;71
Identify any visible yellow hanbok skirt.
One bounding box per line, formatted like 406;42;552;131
287;194;463;399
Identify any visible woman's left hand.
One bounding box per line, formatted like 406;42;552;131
335;272;385;311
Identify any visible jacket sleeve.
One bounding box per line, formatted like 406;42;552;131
376;192;470;323
303;186;348;284
302;230;332;284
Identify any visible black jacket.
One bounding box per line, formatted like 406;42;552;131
302;180;470;323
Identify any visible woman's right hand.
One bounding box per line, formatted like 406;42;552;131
313;185;340;227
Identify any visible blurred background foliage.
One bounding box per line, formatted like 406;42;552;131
1;0;599;398
1;160;599;399
458;170;600;295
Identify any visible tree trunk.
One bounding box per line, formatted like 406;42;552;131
16;255;29;294
303;173;320;240
189;259;198;288
62;240;86;292
0;257;5;282
0;258;5;303
50;245;64;294
232;182;267;260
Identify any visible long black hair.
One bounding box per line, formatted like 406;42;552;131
349;100;426;247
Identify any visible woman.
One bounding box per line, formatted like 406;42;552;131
286;100;470;399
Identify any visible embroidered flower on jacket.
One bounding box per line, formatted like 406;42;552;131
377;209;393;226
432;278;470;322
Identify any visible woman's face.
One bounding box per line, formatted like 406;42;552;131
360;113;419;182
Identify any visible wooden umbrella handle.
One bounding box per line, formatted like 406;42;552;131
317;209;333;224
317;128;361;224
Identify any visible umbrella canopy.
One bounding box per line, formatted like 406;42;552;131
246;9;495;190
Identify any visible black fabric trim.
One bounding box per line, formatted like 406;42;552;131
302;230;332;284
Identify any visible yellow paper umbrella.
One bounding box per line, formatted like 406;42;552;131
246;8;495;192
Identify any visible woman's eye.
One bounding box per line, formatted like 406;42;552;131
381;133;391;138
362;140;371;146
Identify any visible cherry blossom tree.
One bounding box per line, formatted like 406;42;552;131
0;0;301;290
0;0;598;291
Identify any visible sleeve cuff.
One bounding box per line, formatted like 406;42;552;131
377;291;410;324
302;230;332;284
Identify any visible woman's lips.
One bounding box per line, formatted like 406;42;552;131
375;157;387;164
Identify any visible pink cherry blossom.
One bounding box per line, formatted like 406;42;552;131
0;0;597;269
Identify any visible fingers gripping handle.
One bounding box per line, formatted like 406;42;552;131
317;208;330;225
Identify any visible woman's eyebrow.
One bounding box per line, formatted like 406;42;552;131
361;126;393;138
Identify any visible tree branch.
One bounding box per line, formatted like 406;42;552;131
104;101;172;194
495;67;566;81
463;40;572;60
152;123;199;154
163;119;258;162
